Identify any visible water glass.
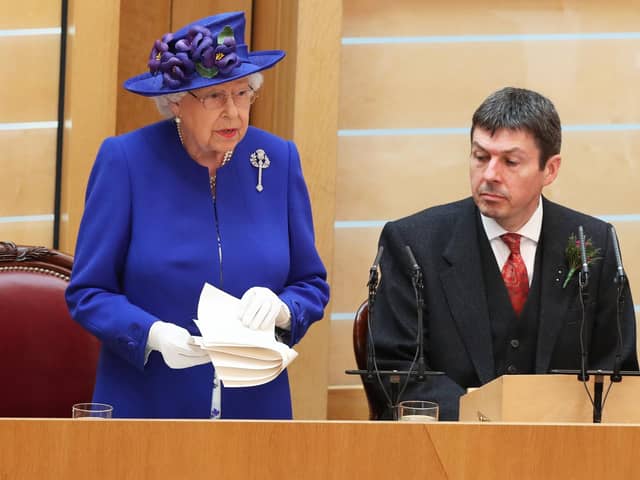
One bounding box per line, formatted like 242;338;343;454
397;400;439;422
72;402;113;419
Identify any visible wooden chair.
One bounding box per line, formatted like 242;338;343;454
353;300;387;420
0;241;100;417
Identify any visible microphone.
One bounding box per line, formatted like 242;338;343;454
609;225;626;382
366;246;383;379
577;226;590;382
368;246;384;289
578;226;589;289
610;225;626;284
405;245;420;273
405;246;426;380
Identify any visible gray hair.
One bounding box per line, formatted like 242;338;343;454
152;72;265;118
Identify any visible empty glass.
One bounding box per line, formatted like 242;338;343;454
72;402;113;419
397;400;439;422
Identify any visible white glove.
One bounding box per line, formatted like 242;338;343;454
146;321;210;369
238;287;291;331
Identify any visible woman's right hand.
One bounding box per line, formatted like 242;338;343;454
146;321;211;369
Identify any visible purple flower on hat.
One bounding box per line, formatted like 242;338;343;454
184;26;214;62
159;52;195;89
148;33;173;74
213;36;239;74
147;24;240;88
196;25;239;79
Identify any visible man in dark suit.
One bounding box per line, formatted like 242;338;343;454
372;87;638;420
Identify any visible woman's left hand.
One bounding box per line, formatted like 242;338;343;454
238;287;291;331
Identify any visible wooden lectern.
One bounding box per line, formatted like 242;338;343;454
459;374;640;423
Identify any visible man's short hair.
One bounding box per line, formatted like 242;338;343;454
471;87;561;169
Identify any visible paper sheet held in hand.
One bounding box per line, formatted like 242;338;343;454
192;283;298;387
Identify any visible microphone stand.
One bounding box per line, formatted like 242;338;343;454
410;259;426;381
345;245;444;420
365;248;381;381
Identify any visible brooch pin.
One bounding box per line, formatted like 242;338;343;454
249;149;270;192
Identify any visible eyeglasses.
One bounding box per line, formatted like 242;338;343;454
188;87;257;110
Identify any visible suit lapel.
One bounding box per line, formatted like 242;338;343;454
440;201;495;383
536;198;573;372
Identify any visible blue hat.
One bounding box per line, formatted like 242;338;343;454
124;11;285;97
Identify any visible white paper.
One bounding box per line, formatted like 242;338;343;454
193;283;298;388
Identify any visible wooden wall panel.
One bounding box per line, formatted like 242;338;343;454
0;221;53;247
0;36;59;123
59;0;121;252
0;130;56;217
336;135;469;221
1;0;60;28
343;0;640;36
115;0;171;136
339;41;640;130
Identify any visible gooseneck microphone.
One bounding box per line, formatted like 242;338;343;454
578;225;589;289
610;225;626;284
405;245;426;380
366;246;384;378
609;225;626;382
577;226;590;382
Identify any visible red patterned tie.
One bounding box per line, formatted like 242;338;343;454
501;233;529;316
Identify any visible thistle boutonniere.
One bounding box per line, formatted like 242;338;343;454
563;233;601;288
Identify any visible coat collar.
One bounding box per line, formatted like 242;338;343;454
440;199;495;383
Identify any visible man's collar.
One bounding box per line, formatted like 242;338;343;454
481;196;543;243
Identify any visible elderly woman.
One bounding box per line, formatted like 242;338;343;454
66;11;329;419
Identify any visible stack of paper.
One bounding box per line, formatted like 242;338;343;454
192;283;298;388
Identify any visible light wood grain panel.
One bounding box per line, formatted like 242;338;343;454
59;0;120;253
343;0;640;36
3;420;640;478
337;130;640;221
329;317;359;386
0;129;56;216
336;134;469;221
1;0;61;28
547;130;640;215
116;0;170;135
0;221;53;247
332;226;381;313
327;385;368;419
339;40;640;129
0;36;59;122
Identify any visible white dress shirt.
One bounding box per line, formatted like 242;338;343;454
480;198;543;286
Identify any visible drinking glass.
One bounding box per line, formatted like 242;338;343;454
397;400;439;422
72;403;113;419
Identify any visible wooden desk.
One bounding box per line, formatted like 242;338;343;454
1;419;639;479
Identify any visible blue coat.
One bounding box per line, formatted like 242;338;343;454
66;120;330;419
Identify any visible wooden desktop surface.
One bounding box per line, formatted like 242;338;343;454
1;419;639;479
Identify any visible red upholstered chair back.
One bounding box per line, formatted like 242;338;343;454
0;241;100;417
353;300;386;420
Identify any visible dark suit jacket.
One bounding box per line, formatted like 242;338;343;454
372;197;638;420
